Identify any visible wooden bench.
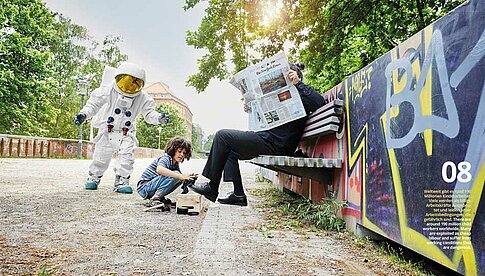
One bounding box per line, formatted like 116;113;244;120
251;99;344;183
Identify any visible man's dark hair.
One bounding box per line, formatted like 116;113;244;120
289;62;305;81
165;136;192;161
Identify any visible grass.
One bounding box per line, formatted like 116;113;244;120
256;226;274;238
250;181;347;232
377;241;439;275
38;264;54;276
251;180;442;276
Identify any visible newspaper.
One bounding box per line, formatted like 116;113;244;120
230;52;306;132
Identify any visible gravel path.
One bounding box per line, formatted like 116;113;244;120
0;158;405;275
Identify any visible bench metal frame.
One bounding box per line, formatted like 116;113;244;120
251;99;344;183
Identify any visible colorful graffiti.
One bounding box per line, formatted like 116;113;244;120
342;0;484;274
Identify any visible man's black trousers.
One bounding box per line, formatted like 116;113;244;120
202;129;282;190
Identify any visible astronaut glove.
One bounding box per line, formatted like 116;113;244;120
158;112;169;125
74;113;87;126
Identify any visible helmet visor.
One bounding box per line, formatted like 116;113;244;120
115;74;144;94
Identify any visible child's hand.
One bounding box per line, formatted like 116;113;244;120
187;173;198;180
181;173;198;194
181;173;198;181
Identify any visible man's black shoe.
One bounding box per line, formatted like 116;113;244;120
217;192;248;206
189;182;218;202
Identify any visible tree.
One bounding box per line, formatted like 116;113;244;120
136;103;187;149
0;0;129;139
0;0;57;135
184;0;466;93
192;123;203;153
81;35;128;89
43;22;127;140
203;133;214;152
45;14;90;139
296;0;466;92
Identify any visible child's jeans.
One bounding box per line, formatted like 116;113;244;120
137;176;183;199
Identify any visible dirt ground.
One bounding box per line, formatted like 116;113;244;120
0;158;433;275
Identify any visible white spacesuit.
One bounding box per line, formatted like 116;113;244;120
74;62;169;194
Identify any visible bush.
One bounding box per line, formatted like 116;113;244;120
252;184;347;232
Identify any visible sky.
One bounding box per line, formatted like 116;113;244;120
42;0;248;136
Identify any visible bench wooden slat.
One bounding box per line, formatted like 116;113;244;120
252;155;342;169
301;124;340;139
303;116;340;133
307;99;344;120
305;107;343;126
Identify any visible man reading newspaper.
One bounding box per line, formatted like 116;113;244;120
231;52;309;132
190;52;328;206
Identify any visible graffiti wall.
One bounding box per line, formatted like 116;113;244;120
337;0;484;274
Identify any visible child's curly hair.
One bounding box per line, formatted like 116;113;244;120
165;136;192;161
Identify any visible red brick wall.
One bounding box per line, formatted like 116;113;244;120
0;134;163;159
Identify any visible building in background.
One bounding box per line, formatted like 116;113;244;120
145;82;193;139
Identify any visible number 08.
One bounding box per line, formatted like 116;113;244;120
442;161;472;183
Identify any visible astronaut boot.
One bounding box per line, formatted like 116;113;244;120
113;175;133;194
85;174;101;190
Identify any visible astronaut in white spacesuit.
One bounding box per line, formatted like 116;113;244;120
74;62;169;194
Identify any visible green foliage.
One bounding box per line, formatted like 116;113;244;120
203;133;214;152
0;1;128;139
82;35;128;88
191;123;203;152
252;182;347;231
257;226;274;238
185;0;466;93
184;0;253;93
44;14;90;139
136;103;187;149
376;242;435;275
38;264;54;276
295;193;347;231
297;0;466;93
0;0;57;135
